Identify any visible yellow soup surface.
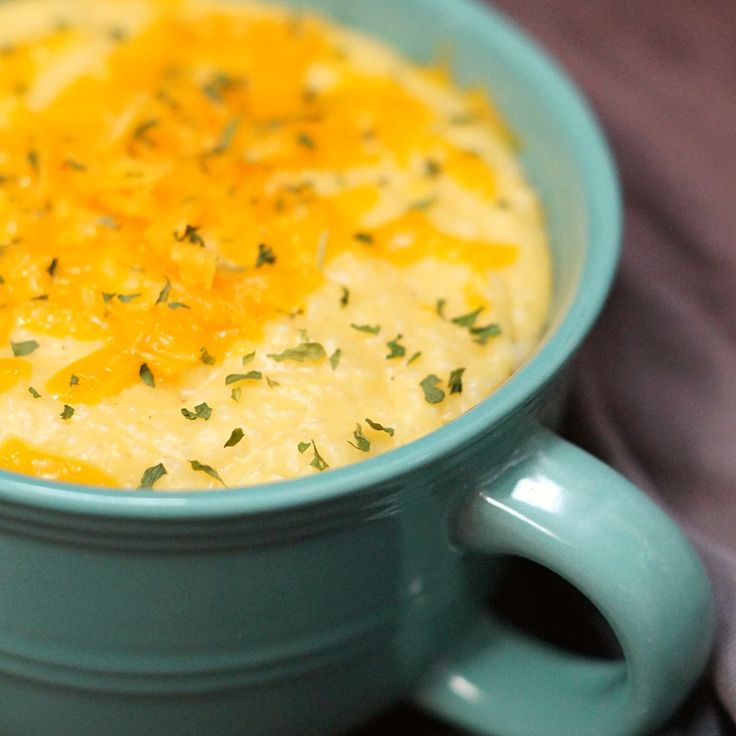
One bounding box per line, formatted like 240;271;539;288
0;0;551;490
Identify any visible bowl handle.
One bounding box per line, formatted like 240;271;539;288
414;424;714;736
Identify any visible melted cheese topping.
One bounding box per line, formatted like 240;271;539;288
0;0;550;490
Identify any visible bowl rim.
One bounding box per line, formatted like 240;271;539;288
0;0;622;520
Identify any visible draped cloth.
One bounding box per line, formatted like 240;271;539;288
351;1;736;733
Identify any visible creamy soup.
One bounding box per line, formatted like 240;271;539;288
0;0;550;489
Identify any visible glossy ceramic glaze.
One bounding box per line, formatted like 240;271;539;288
0;1;713;735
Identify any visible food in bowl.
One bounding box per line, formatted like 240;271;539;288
0;0;550;489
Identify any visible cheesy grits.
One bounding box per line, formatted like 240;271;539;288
0;0;551;489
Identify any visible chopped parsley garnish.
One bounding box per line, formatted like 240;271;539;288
297;132;316;150
441;304;502;345
365;418;395;437
212;116;240;155
268;341;326;363
140;463;167;489
435;299;447;318
351;324;381;335
28;386;41;399
174;224;205;248
27;149;40;173
448;367;466;394
181;403;212;421
131;118;160;147
340;286;350;308
189;460;226;486
255;243;276;268
266;376;280;388
348;424;371;453
155;278;171;305
139;363;155;388
329;348;342;371
199;347;216;365
202;73;241;104
69;374;79;387
11;340;39;357
46;258;58;276
117;293;141;303
224;428;245;448
242;352;256;365
60;404;75;420
102;292;116;304
408;197;436;211
407;351;422;364
63;159;87;172
386;335;406;359
231;387;242;402
420;374;445;404
470;323;502;344
425;158;443;177
299;439;328;471
225;371;262;385
451;307;484;328
168;301;190;310
353;231;374;245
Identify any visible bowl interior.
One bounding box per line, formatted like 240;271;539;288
0;0;621;514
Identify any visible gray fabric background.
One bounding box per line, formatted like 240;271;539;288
349;0;736;733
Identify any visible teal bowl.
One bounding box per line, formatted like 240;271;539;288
0;2;713;736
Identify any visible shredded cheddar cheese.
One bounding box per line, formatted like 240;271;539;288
0;0;550;489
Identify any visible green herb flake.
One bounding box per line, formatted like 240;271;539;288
353;231;374;245
266;376;280;388
199;347;216;366
255;243;276;268
139;363;155;388
301;439;328;471
365;418;395;437
425;158;442;177
28;386;41;399
297;132;316;150
407;351;422;365
139;463;167;489
225;371;262;385
420;374;445;404
212;117;240;155
348;423;371;453
435;299;447;319
155;278;171;305
340;286;350;308
268;342;326;363
448;367;466;395
174;224;205;248
181;402;212;421
350;324;381;335
27;149;40;173
60;404;75;420
231;387;242;402
117;293;141;303
470;323;502;344
63;158;87;171
11;340;39;357
46;257;59;277
386;335;406;360
168;301;190;310
131;118;160;146
202;73;241;104
329;348;342;371
408;197;436;212
69;374;79;387
451;307;483;328
102;292;116;304
224;428;245;448
189;460;226;486
242;351;256;366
